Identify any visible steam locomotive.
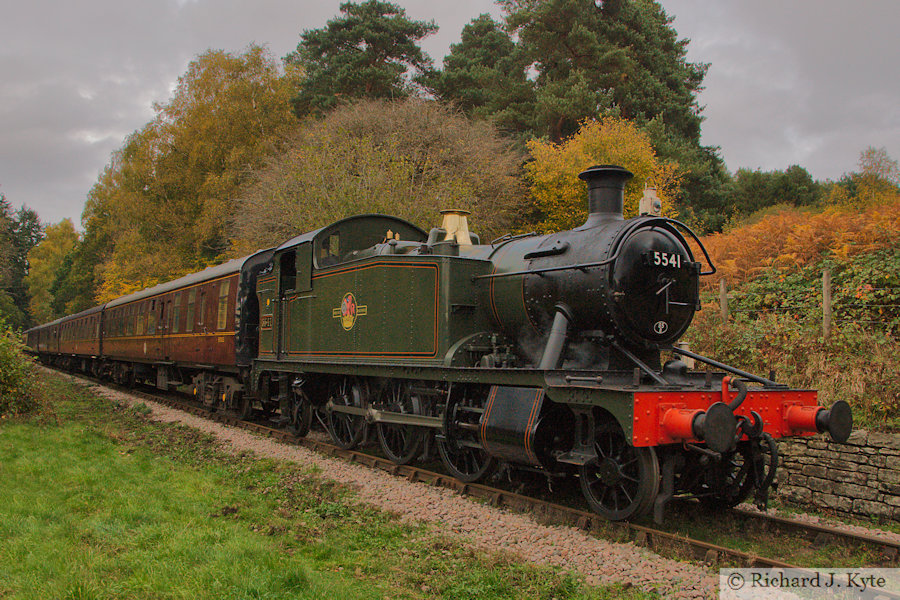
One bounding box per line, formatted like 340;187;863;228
25;165;852;522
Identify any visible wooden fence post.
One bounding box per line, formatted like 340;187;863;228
823;268;832;338
719;279;729;321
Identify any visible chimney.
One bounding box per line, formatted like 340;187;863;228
577;165;633;227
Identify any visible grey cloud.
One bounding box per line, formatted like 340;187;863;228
664;0;900;179
0;0;896;227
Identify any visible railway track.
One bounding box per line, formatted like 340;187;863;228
56;368;900;578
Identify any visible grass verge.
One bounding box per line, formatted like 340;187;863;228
0;372;655;600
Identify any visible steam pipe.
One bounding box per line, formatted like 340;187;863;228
539;305;573;370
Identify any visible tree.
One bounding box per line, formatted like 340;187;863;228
642;117;730;232
230;98;528;253
48;229;105;316
859;146;900;186
425;14;536;136
856;146;900;203
0;194;43;328
285;1;437;116
727;165;821;217
499;0;706;144
824;147;900;207
524;117;680;233
82;45;296;301
432;0;729;232
24;219;79;323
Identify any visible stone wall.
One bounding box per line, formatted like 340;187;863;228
777;430;900;520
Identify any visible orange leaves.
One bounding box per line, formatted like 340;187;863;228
702;199;900;290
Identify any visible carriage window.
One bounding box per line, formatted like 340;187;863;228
186;289;196;332
137;305;146;335
279;251;296;293
127;306;134;336
217;280;231;330
173;292;181;333
198;290;206;327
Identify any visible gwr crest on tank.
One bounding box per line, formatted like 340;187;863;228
332;292;367;331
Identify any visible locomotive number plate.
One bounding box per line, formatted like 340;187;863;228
645;251;682;269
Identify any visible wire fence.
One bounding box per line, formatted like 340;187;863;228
716;271;900;336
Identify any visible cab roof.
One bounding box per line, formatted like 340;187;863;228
274;214;427;252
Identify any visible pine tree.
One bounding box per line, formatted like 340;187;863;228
425;14;535;135
286;1;437;116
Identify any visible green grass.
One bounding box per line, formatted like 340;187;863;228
0;374;655;600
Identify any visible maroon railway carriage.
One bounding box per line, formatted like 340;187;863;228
27;248;274;412
100;249;274;408
102;258;242;388
25;315;60;357
29;306;104;372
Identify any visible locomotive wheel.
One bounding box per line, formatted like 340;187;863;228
326;378;368;450
376;381;425;465
437;390;495;483
700;436;772;510
288;388;314;438
699;447;754;510
579;420;659;521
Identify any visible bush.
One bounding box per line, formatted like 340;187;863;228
725;243;900;337
0;323;37;418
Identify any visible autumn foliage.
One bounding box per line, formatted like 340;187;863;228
230;98;527;254
701;196;900;291
524;117;681;233
83;45;297;303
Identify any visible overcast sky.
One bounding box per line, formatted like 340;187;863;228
1;0;898;227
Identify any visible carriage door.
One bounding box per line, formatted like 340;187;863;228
284;242;313;355
161;299;172;360
277;250;297;359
